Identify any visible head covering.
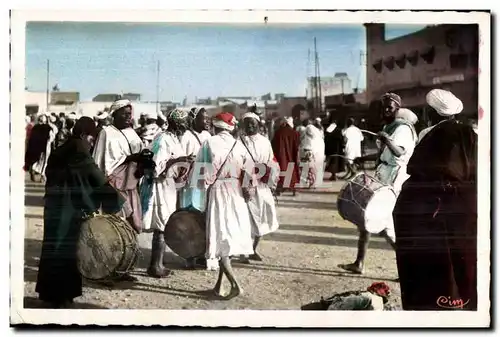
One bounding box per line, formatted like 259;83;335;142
189;107;206;120
315;117;322;123
145;112;158;120
242;112;260;121
213;112;236;132
157;111;167;121
381;92;402;107
426;89;463;117
109;99;132;115
396;108;418;125
96;111;109;120
49;115;57;123
68;112;78;121
168;108;189;124
286;116;294;128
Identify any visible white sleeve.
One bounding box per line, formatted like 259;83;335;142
92;129;128;176
392;125;415;152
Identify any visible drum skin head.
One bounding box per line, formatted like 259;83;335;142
164;209;206;260
76;215;132;280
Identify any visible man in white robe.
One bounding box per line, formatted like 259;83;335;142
193;112;254;299
341;118;364;180
239;112;280;262
340;93;416;276
139;108;193;278
299;121;326;188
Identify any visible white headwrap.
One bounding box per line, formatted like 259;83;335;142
242;112;260;121
96;111;109;120
109;99;132;115
396;108;418;125
315;117;322;123
426;89;463;117
286;117;294;128
68;112;78;121
145;112;158;120
49;115;57;123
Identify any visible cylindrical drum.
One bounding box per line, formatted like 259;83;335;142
163;208;206;259
337;173;397;234
76;214;139;280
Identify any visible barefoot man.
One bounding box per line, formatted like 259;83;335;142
240;111;280;262
339;93;417;276
193;112;255;299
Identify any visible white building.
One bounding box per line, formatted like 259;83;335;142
306;73;353;104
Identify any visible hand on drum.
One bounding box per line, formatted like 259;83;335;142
377;131;391;143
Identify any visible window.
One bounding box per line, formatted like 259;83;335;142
384;56;395;70
407;50;419;66
421;46;436;64
395;54;407;68
372;59;383;73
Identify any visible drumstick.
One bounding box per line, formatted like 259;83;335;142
360;129;378;136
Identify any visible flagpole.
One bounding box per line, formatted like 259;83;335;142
46;59;50;112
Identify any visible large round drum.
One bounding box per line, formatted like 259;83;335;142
164;208;206;259
337;173;397;234
76;214;139;280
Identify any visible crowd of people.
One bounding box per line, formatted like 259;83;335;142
24;88;478;311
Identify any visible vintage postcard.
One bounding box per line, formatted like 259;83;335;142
10;9;490;327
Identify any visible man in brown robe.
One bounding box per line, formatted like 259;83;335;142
393;89;478;310
271;117;300;196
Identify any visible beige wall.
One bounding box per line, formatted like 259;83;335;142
365;24;478;116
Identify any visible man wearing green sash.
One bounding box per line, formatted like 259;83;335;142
339;93;417;275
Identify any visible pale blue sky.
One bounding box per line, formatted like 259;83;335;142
25;22;424;102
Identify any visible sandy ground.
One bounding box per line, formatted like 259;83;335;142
23;172;401;310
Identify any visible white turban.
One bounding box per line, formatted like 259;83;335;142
68;112;78;120
109;99;132;115
145;112;158;120
426;89;463;117
315;117;322;123
242;112;260;121
96;111;109;120
396;108;418;125
49;115;57;123
286;117;294;128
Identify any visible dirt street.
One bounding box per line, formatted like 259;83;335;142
23;173;401;310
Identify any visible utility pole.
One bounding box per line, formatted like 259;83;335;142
156;60;160;113
313;37;322;117
46;59;50;112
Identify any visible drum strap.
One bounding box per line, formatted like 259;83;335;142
189;129;202;147
210;140;238;188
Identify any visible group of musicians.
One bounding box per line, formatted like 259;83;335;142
31;88;478;310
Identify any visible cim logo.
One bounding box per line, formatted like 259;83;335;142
436;296;470;309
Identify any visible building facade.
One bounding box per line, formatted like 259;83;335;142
365;23;479;128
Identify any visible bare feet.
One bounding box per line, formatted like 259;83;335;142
223;285;242;300
338;263;364;275
147;267;171;279
249;253;263;262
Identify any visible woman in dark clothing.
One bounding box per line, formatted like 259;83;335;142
393;118;477;310
35;117;124;308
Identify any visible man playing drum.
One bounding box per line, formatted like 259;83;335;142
36;117;124;308
139;109;195;278
239;112;280;262
339;93;417;275
178;107;213;269
193;112;255;299
92;99;152;282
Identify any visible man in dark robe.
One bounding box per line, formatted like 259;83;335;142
35;117;124;308
324;118;345;181
393;90;478;310
271;117;300;196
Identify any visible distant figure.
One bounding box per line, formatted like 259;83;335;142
299;121;325;188
140;112;161;147
271;117;300;196
341;118;364;180
54;118;75;148
324;117;344;181
24;114;58;182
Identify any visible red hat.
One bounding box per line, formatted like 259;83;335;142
215;112;236;126
213;112;236;131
